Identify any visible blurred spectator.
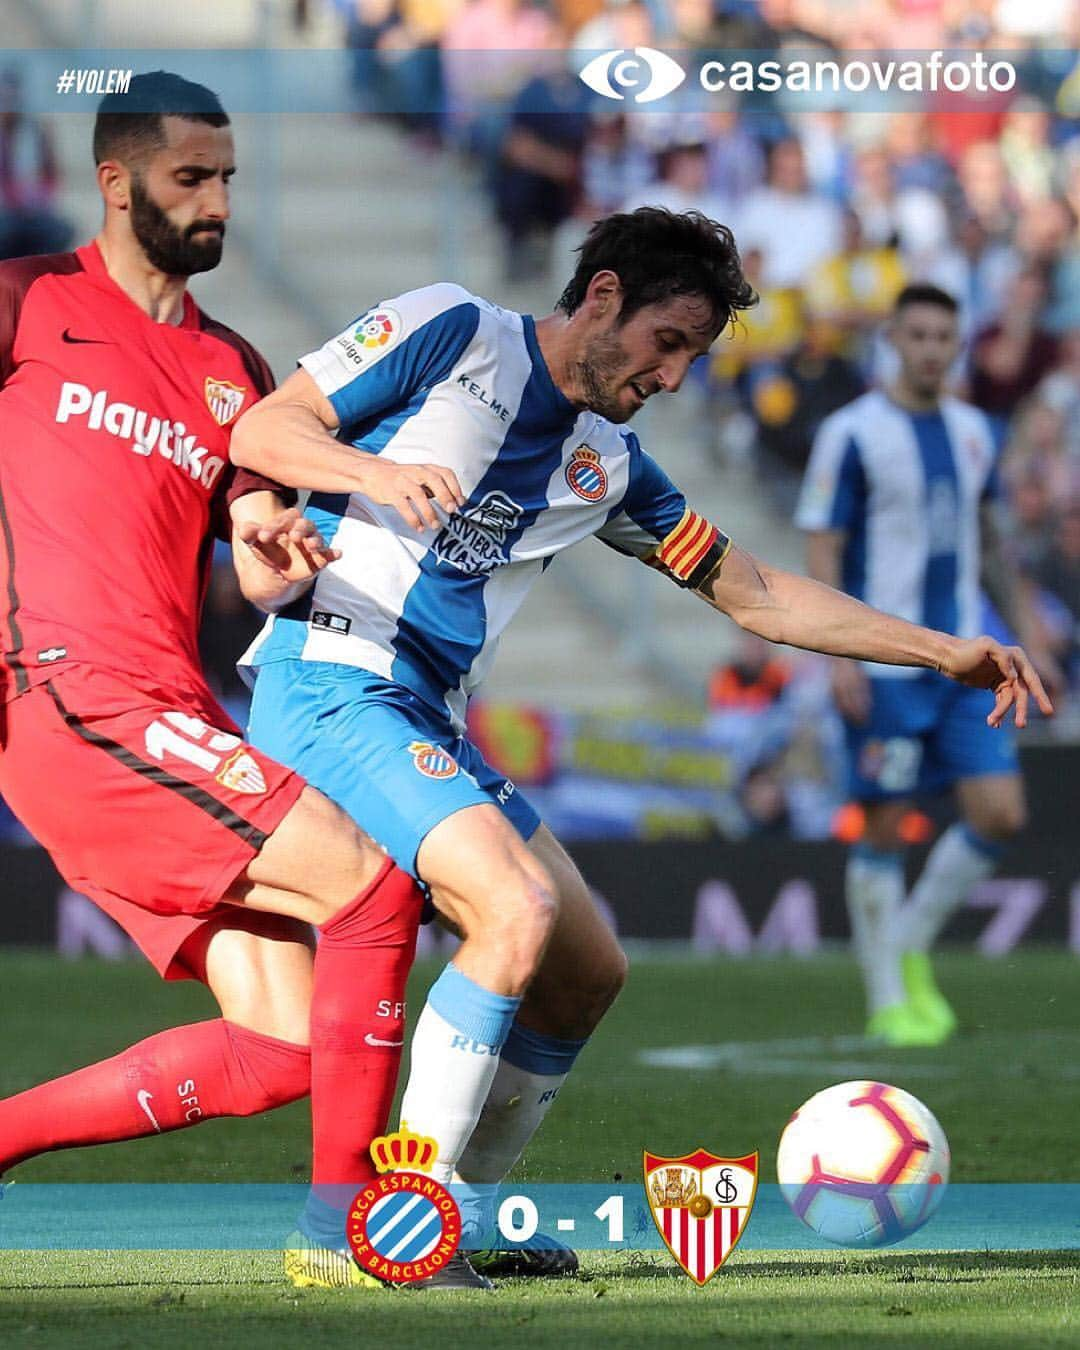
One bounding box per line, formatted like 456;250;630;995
709;247;803;384
441;0;556;158
798;110;852;204
572;0;654;52
1046;142;1080;333
920;210;1019;340
803;207;906;369
342;0;446;138
623;137;729;221
1027;499;1080;682
0;69;71;261
1038;328;1080;459
704;106;766;206
733;138;843;289
579;111;652;215
492;62;591;279
708;632;792;714
1000;97;1058;204
969;263;1059;421
956;141;1017;243
1006;461;1058;576
746;315;865;511
883;112;952;196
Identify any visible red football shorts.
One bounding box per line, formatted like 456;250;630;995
0;665;306;979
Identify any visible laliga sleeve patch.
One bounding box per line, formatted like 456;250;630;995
333;306;403;370
646;508;732;589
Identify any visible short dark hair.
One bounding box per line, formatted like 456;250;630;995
93;70;229;167
557;207;758;334
894;283;959;317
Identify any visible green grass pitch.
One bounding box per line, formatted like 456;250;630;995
1;949;1077;1347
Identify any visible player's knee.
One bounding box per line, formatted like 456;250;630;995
970;800;1027;842
567;944;628;1036
487;868;560;988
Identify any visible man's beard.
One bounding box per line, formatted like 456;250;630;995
130;175;224;276
576;328;634;423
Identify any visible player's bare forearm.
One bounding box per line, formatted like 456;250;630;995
703;547;956;669
230;376;366;494
701;547;1052;727
231;369;463;530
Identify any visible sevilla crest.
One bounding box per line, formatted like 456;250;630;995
643;1149;758;1285
215;748;267;795
204;377;247;427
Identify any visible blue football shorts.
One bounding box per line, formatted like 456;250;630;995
246;659;541;878
845;671;1019;801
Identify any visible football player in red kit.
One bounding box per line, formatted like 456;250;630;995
0;71;470;1286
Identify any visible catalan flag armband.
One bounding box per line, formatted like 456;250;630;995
646;509;733;590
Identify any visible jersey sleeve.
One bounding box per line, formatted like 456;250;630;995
195;324;297;537
0;253;82;386
794;413;865;532
597;435;732;589
299;283;481;429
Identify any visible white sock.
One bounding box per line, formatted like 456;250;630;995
399;964;520;1184
454;1022;584;1243
895;823;1000;953
846;847;906;1015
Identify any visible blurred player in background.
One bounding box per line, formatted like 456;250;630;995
232;211;1049;1285
797;284;1056;1047
0;71;467;1287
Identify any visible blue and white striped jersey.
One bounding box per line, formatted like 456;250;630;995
794;389;1000;679
241;284;729;728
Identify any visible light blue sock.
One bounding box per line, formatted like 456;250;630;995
400;963;521;1183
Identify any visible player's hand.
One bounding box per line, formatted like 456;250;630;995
938;636;1054;729
350;457;465;532
830;657;871;725
237;508;341;583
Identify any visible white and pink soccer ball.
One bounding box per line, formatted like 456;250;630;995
777;1081;950;1247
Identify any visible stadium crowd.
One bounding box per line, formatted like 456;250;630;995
322;0;1080;710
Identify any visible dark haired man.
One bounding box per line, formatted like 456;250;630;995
797;283;1051;1046
0;71;467;1285
233;213;1048;1281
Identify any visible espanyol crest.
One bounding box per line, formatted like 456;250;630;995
643;1149;758;1285
408;741;459;780
565;445;608;502
204;376;247;427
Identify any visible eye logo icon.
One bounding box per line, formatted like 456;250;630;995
579;48;686;104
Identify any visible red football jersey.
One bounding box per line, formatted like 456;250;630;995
0;242;284;702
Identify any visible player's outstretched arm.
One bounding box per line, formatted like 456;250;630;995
230;492;341;613
231;368;463;532
700;546;1054;729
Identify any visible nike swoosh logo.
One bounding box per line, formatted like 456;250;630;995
136;1089;162;1132
364;1033;404;1048
62;328;110;345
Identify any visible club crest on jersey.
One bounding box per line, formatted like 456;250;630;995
433;489;523;575
408;741;459;780
204;377;247;427
566;445;608;502
215;749;268;795
644;1149;758;1286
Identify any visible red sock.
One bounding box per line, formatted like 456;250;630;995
0;1019;310;1173
310;858;423;1186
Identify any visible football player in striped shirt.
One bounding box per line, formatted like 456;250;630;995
232;209;1049;1283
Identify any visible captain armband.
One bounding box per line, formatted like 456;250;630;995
644;508;733;590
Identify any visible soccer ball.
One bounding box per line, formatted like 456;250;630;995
777;1080;950;1247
